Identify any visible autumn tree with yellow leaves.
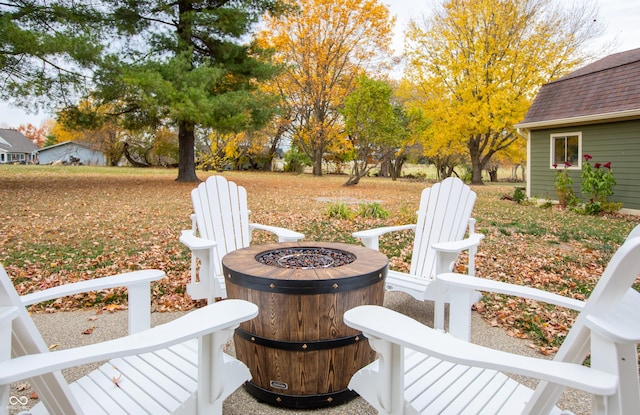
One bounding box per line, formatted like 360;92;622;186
258;0;395;176
56;101;129;166
200;129;278;171
47;119;85;146
404;0;604;184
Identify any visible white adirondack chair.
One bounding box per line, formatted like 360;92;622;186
352;177;484;329
345;229;640;415
0;264;258;415
180;175;304;303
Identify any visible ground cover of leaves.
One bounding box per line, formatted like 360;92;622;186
1;165;638;353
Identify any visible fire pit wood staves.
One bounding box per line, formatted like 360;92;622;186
222;241;388;409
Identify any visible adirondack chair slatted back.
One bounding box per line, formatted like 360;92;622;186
191;176;251;275
411;177;476;278
527;235;640;413
1;265;82;415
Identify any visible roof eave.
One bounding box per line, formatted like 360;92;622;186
515;109;640;130
37;141;80;152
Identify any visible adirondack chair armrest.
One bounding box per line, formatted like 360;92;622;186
431;232;484;253
179;229;218;250
20;269;166;334
0;299;258;385
249;223;305;242
438;273;585;311
353;224;417;250
437;272;585;341
585;289;640;344
344;305;618;396
19;270;165;306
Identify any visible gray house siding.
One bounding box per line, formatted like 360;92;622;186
530;120;640;210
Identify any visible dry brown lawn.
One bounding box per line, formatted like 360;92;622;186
1;165;638;351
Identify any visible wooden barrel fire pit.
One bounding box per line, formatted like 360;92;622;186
222;241;387;409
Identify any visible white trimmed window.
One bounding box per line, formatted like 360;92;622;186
550;132;581;169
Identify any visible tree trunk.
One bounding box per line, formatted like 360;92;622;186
176;120;200;182
488;167;498;182
379;159;389;177
437;163;455;180
391;156;404;181
471;162;483;184
174;1;199;182
261;155;274;171
264;126;285;172
312;147;323;176
344;175;360;186
122;142;151;167
344;159;368;186
468;135;485;185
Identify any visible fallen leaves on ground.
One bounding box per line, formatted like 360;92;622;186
82;326;96;335
1;167;638;353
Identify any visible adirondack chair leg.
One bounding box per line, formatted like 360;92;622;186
467;245;477;276
590;331;640;415
197;326;236;415
433;283;447;332
591;396;607;415
0;386;7;415
186;246;216;304
360;236;379;250
190;250;198;288
0;372;6;415
187;249;203;299
126;281;151;334
434;248;480;333
366;336;406;415
0;310;11;363
1;309;13;415
433;251;459;332
206;248;216;304
446;286;475;341
467;218;477;276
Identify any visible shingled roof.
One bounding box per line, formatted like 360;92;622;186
0;128;38;153
517;48;640;128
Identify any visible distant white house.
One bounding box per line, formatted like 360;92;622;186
38;141;106;166
0;128;38;164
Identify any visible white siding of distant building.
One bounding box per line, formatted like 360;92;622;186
38;142;106;166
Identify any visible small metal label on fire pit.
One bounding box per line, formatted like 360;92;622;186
256;247;356;269
270;380;289;389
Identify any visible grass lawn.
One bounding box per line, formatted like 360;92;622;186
1;164;638;351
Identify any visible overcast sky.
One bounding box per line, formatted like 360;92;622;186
2;0;639;129
386;0;640;56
